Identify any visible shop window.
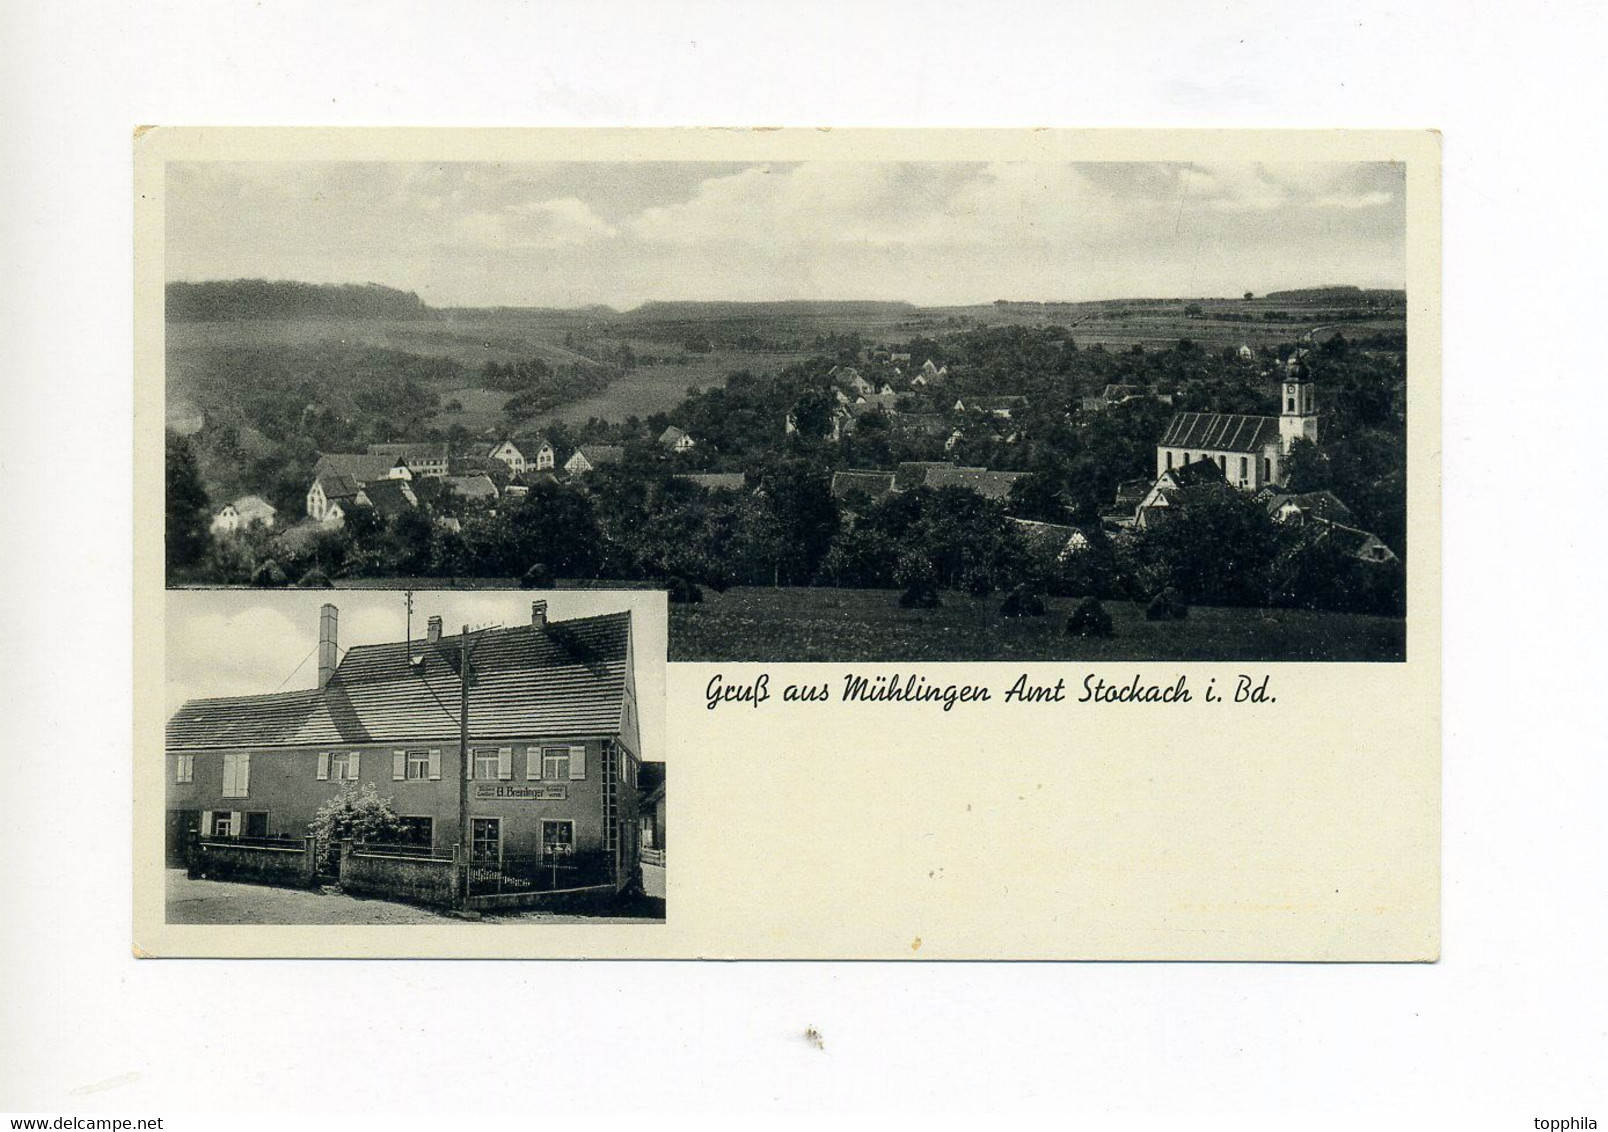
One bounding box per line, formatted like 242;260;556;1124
175;755;194;784
471;817;501;863
541;820;575;861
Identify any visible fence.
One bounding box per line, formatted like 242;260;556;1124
339;840;460;909
187;834;318;888
467;848;613;897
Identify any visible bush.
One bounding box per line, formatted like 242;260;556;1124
296;567;333;589
895;553;941;610
1145;588;1189;621
999;585;1047;617
665;575;703;604
250;558;289;588
1066;596;1114;637
309;783;404;858
520;562;553;589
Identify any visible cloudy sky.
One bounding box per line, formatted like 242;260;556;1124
166;160;1405;308
165;590;667;761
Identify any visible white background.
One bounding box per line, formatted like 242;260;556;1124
2;0;1604;1117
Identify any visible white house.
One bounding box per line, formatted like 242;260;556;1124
211;495;277;534
366;442;449;478
564;445;625;475
659;426;696;453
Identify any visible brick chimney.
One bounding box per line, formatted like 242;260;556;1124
317;603;339;689
427;615;442;644
531;600;548;629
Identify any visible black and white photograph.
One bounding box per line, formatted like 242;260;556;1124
163;156;1412;662
164;589;666;924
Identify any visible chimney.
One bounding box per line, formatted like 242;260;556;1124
427;615;442;644
317;603;339;689
531;600;548;630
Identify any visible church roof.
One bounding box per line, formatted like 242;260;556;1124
1159;412;1281;454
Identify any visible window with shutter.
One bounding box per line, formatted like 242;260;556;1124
541;747;568;780
473;749;500;780
569;744;587;780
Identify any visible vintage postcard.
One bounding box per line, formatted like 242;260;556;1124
134;128;1440;958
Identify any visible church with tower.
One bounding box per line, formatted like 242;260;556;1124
1153;354;1320;491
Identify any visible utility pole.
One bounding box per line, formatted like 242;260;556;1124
457;623;471;907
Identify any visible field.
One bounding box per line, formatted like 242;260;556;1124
667;586;1406;662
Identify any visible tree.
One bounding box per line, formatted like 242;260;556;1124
1243;291;1255;301
165;430;212;571
309;783;405;856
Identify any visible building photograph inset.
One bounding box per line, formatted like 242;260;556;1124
163;590;666;924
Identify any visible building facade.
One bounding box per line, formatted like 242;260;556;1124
1155;363;1319;490
166;601;645;888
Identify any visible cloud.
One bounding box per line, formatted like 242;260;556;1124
454;196;617;249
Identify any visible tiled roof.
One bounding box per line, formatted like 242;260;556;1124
894;461;956;491
443;474;499;499
314;472;362;501
1264;490;1355;524
1158;412;1281;454
314;452;403;484
573;445;624;466
231;495;277;521
676;473;747;491
166;612;631;751
358;477;416;517
368;442;447;461
831;471;896;500
920;465;1025;500
659;426;689;444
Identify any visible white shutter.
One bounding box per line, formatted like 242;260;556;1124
569;744;586;780
498;747;513;780
201;810;214;838
393;751;406;780
428;750;441;780
230;811;243;838
317;753;330;781
348;752;359;781
529;747;544;780
239;754;250;796
221;756;235;797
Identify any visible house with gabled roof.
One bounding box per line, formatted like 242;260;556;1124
675;472;748;492
307;472;363;523
564;445;625;475
165;600;645;893
1134;458;1235;528
658;426;696;453
212;495;278;535
1009;517;1093;561
354;477;419;521
367;441;449;478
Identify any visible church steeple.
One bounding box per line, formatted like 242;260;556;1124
1278;352;1319;452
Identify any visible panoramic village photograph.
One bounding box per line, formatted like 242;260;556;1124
164;159;1411;661
163;590;666;924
